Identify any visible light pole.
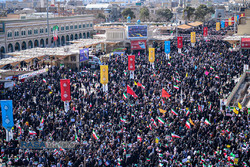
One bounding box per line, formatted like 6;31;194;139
47;0;50;47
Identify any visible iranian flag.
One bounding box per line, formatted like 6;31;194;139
54;149;58;155
204;119;211;125
157;117;165;124
171;109;178;116
16;123;22;135
210;66;214;70
185;121;191;129
215;75;220;79
208;102;212;110
186;109;190;116
173;85;179;90
42;78;46;83
75;133;80;142
198;104;202;112
40;117;44;126
171;133;181;138
168;62;171;66
120;117;126;123
53;25;59;41
123;93;128;99
93;130;99;140
137;82;145;89
176;79;181;83
137;135;142;142
29;130;37;135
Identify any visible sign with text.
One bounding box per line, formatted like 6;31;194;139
241;38;250;49
79;48;89;62
127;25;147;39
131;40;146;50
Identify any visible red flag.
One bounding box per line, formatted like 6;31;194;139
128;55;135;71
60;79;71;101
198;104;202;112
127;85;138;98
162;88;171;98
225;19;228;27
203;27;208;37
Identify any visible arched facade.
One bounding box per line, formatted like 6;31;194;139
79;33;82;39
83;33;86;39
40;39;45;47
61;36;65;46
0;46;5;55
28;40;33;49
34;40;39;48
70;34;74;41
87;32;90;38
75;34;78;40
8;43;13;52
22;41;26;50
15;42;20;51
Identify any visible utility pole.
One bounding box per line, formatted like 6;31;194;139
47;0;50;47
176;13;178;37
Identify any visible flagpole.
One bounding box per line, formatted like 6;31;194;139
47;0;49;47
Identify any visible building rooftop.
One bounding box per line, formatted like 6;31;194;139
85;4;111;9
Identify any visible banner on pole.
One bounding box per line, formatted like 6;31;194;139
164;41;170;54
228;18;232;26
216;22;220;31
148;48;155;63
100;65;109;84
225;19;228;27
128;55;135;71
0;100;14;131
221;20;225;28
60;79;71;101
79;48;89;62
177;37;183;49
191;32;196;43
203;27;208;37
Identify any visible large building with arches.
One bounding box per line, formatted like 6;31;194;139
0;14;94;56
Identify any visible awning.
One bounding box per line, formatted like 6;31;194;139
177;24;192;30
188;21;203;27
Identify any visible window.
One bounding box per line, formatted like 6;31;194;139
79;25;81;29
66;26;69;30
45;28;47;33
70;25;73;30
74;25;77;29
61;26;64;31
14;31;19;37
28;30;32;35
40;29;44;34
90;24;93;27
83;24;85;28
7;32;12;37
71;55;76;61
34;29;38;34
87;24;89;27
51;28;53;33
21;30;26;36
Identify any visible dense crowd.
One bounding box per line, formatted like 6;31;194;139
0;22;249;167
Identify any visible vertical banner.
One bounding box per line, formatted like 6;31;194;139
60;79;71;101
177;37;183;49
203;27;208;37
225;19;228;27
221;20;225;28
164;41;170;54
148;48;155;63
216;22;220;31
229;18;232;26
128;55;135;71
191;32;196;43
79;48;89;62
237;15;240;21
235;15;237;22
241;13;245;17
0;100;14;131
231;16;234;25
100;65;109;84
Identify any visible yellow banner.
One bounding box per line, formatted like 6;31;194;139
216;22;220;31
229;18;232;26
148;48;155;63
235;16;237;22
100;65;108;84
191;32;196;43
159;108;167;114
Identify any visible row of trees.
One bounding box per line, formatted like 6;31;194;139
120;5;214;22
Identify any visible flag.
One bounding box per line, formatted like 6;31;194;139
162;88;171;98
168;62;171;66
137;135;142;142
198;104;202;112
238;102;242;109
16;123;22;135
42;78;46;83
185;121;191;129
146;158;150;162
75;133;79;142
189;118;195;125
171;133;181;138
205;119;211;125
54;149;58;155
215;75;220;79
120;117;126;123
208;102;212;110
157;117;165;124
159;108;167;114
40;117;44;126
176;79;181;83
186;109;190;116
93;130;100;140
210;66;214;70
205;71;209;75
173;85;179;90
137;82;145;89
127;85;138;98
123;93;128;99
233;107;239;114
171;109;178;116
29;130;37;135
134;81;137;86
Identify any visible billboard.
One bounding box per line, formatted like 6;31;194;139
241;38;250;49
79;48;89;62
131;40;147;50
127;25;147;39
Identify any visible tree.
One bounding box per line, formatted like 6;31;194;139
140;7;150;21
183;6;195;21
96;13;106;20
156;8;173;21
121;8;135;19
194;5;215;21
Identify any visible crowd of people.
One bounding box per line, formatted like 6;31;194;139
0;21;249;167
